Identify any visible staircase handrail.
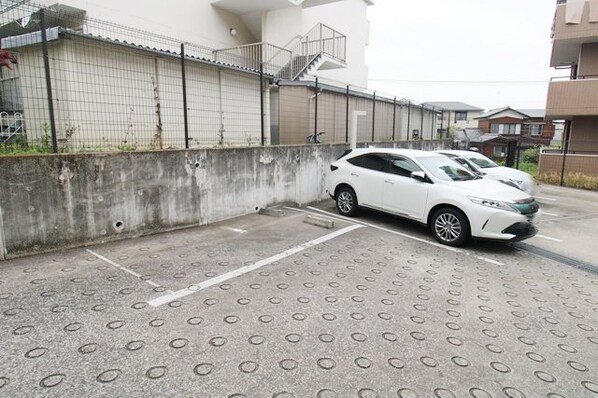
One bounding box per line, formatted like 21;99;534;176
211;22;346;80
287;22;346;79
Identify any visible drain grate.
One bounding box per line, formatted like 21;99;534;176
514;242;598;276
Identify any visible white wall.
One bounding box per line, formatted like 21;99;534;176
262;7;303;48
38;0;371;87
39;0;256;48
302;0;371;87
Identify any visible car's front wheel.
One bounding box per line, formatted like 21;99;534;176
430;207;470;246
336;186;359;217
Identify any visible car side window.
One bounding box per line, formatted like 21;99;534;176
388;156;420;177
347;154;388;172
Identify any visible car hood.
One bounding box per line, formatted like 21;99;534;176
449;178;532;202
481;166;530;181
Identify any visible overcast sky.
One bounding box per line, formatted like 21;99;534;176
366;0;560;111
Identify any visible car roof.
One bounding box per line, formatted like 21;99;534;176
436;149;485;158
348;147;445;158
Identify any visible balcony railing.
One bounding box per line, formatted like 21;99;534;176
546;77;598;118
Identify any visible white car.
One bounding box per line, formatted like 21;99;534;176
328;148;540;246
436;150;537;196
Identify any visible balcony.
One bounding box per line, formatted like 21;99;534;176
551;1;598;67
546;76;598;119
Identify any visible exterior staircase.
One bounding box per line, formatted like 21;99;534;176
213;23;346;81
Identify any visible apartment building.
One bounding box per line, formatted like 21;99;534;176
544;0;598;175
546;0;598;153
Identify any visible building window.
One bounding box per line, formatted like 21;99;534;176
503;124;518;134
490;124;520;135
455;111;467;122
493;146;505;157
526;124;544;136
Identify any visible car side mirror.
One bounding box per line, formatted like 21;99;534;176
411;171;428;183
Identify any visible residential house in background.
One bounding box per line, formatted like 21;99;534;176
469;107;556;159
543;0;598;176
423;101;484;136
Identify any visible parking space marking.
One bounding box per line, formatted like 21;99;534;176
476;256;505;266
86;249;167;290
221;227;248;234
299;206;462;253
535;234;563;243
543;212;559;217
147;224;364;307
536;196;557;202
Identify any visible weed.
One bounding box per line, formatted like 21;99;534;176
538;172;598;190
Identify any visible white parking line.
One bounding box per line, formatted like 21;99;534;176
300;206;462;254
536;196;557;202
476;256;505;266
86;249;166;289
221;227;248;234
147;224;364;307
542;212;559;217
535;234;563;243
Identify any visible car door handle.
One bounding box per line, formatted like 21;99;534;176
384;179;395;184
351;172;359;177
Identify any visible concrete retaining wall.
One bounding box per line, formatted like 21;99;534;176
0;140;449;260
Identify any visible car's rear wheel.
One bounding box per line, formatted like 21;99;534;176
336;186;358;217
431;207;470;246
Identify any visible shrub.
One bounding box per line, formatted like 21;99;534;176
522;147;540;164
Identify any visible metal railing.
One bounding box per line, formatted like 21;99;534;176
213;42;292;77
213;23;346;81
285;23;346;80
550;74;598;81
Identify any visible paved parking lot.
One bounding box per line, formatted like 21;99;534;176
0;184;597;397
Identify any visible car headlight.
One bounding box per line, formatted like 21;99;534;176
468;196;519;213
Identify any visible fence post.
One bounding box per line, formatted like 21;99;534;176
260;63;265;146
371;92;376;142
180;43;190;149
392;97;397;141
440;110;444;139
40;8;58;153
407;101;411;141
560;120;571;186
345;85;350;143
420;104;424;140
314;77;319;137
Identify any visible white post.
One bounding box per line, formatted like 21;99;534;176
350;111;366;150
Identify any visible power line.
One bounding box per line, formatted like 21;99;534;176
369;79;549;85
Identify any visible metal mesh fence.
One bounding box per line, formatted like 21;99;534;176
0;2;445;154
278;77;443;146
0;2;271;152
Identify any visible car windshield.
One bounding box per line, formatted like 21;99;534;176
466;154;499;169
417;156;479;182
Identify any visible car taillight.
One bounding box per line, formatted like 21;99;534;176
330;165;338;171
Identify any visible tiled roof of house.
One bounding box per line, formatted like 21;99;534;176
476;107;546;119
